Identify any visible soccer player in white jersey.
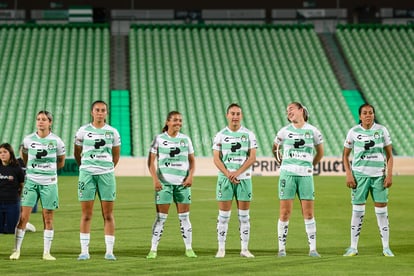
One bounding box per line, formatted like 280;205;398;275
342;103;394;257
10;111;66;261
212;103;257;258
146;111;197;259
74;101;121;261
272;102;324;258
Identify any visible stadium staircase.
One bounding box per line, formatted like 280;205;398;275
336;24;414;156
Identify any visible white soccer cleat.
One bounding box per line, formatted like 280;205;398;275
240;250;255;258
10;250;20;260
43;253;56;261
215;249;225;258
25;222;36;232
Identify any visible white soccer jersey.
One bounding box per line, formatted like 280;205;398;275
23;132;66;185
75;123;121;175
212;126;258;180
149;132;194;185
274;123;323;176
344;123;391;177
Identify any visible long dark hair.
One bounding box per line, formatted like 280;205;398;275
162;111;181;132
0;143;19;166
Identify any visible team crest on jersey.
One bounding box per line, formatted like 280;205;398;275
105;132;112;139
180;139;186;147
305;132;311;139
241;135;247;142
47;142;55;150
374;132;380;139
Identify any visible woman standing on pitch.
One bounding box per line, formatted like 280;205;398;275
146;111;197;259
212;103;257;258
10;111;66;260
342;103;394;257
272;102;324;258
0;143;25;234
74;100;121;261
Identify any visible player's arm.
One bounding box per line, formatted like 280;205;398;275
147;152;162;191
234;148;257;177
313;143;324;166
342;147;356;188
383;144;393;188
57;154;65;169
74;145;82;167
22;148;28;167
112;146;120;167
213;149;238;183
272;143;282;165
183;153;195;187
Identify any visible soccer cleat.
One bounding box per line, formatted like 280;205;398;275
383;248;395;257
215;249;225;258
240;250;255;258
309;250;321;258
9;251;20;260
343;247;358;257
185;249;197;258
42;253;56;261
77;253;90;260
277;250;287;257
146;251;157;259
104;253;117;260
25;222;36;232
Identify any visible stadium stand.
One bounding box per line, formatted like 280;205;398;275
0;24;110;156
336;24;414;156
129;24;355;157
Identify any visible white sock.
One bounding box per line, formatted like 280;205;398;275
304;218;316;251
238;209;250;251
278;219;289;251
350;205;365;249
105;235;115;255
178;212;193;250
80;232;90;255
14;228;26;251
375;206;390;249
150;213;168;251
43;229;54;254
217;210;231;251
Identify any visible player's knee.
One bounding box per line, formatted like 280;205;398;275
218;210;231;224
238;209;250;223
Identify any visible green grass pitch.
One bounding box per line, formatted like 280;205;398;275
0;176;413;275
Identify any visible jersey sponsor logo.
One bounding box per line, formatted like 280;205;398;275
231;142;241;152
164;162;182;167
90;154;107;159
32;163;52;169
364;140;375;150
36;149;48;159
293;139;305;148
169;147;180;157
227;157;244;162
94;139;106;149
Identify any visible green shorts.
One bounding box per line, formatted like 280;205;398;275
78;171;116;201
278;171;315;200
156;182;191;204
21;178;59;210
351;175;388;204
216;175;253;202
